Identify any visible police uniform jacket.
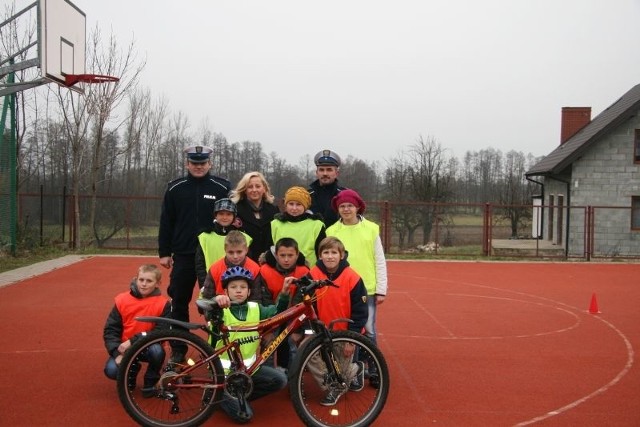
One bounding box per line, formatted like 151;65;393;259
308;179;346;227
158;173;230;258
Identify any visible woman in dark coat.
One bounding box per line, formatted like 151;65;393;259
231;171;280;262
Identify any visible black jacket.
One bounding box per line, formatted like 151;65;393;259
235;198;280;262
308;179;346;227
158;173;230;257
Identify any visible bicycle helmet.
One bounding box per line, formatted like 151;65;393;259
214;198;237;215
221;266;254;287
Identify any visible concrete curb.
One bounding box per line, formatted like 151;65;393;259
0;255;88;288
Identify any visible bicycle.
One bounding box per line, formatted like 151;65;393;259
116;277;389;427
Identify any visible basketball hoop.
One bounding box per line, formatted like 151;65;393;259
64;74;120;87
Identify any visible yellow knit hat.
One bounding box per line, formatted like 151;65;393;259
284;186;311;210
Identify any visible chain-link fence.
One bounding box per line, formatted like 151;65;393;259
8;191;640;260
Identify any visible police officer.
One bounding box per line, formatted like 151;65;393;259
158;145;231;329
308;149;346;227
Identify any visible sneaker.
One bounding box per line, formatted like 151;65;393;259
349;361;365;392
320;389;342;406
141;386;157;398
220;397;253;423
141;378;158;398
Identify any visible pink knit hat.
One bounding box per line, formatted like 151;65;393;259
331;189;366;215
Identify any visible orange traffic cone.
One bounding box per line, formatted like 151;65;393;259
588;293;601;314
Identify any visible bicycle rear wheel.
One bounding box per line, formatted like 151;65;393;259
289;330;389;427
117;329;224;427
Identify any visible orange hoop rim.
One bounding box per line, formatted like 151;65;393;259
64;74;120;86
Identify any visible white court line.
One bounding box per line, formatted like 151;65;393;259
514;315;634;426
390;291;582;340
388;273;636;425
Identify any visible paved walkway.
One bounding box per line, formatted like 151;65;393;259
0;255;88;288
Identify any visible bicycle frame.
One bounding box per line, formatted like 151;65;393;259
216;293;321;377
138;291;330;390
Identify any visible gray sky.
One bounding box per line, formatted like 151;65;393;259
58;1;640;163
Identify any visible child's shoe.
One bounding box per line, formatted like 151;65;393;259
349;361;365;392
320;389;342;406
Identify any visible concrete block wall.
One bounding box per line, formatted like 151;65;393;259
544;110;640;256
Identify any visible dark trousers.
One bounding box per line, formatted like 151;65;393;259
104;343;165;384
167;253;197;322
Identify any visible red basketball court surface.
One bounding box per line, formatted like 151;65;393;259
0;257;638;426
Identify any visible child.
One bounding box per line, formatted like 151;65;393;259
271;186;326;266
292;236;368;406
255;237;310;369
213;266;295;424
201;230;261;300
326;189;387;388
195;198;253;288
256;237;309;303
103;264;170;397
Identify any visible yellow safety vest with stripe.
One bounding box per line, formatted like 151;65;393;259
271;218;323;265
215;301;260;373
198;231;253;269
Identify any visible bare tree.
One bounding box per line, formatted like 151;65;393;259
382;152;420;248
84;26;145;241
297;154;314;184
336;156;374;198
120;87;150;194
142;93;168;193
52;85;92;249
408;135;453;244
499;150;534;238
1;2;41;191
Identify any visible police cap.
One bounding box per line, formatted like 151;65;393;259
314;149;341;167
184;145;213;163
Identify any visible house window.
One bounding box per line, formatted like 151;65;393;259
633;197;640;230
635;130;640;163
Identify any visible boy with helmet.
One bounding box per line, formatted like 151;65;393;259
195;198;252;288
212;266;295;424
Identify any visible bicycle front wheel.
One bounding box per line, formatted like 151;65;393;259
289;330;389;427
116;329;224;427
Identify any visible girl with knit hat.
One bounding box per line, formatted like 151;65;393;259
270;186;326;266
326;188;387;389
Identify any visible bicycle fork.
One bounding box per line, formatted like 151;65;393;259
315;326;350;394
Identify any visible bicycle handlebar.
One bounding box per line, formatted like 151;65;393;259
195;277;336;316
292;276;338;295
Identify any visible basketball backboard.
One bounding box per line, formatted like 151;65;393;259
39;0;86;89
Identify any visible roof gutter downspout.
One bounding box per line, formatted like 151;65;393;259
550;175;571;258
526;176;544;238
